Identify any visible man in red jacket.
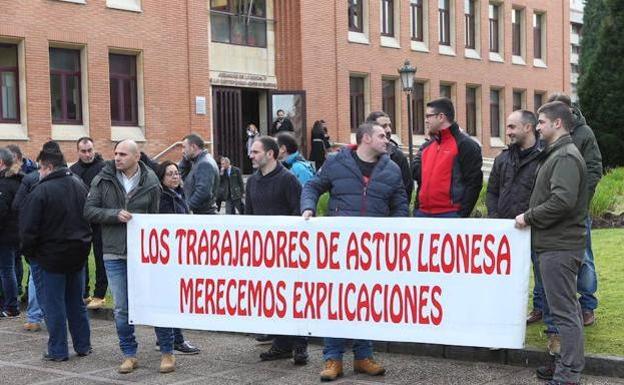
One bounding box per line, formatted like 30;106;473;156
412;98;483;218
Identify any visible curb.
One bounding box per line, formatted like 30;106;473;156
88;308;624;379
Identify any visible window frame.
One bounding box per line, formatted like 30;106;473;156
465;0;476;49
49;47;83;125
410;0;424;42
512;90;524;111
512;8;523;56
439;0;451;46
381;0;394;37
210;0;268;48
0;43;20;124
109;53;138;127
413;82;425;135
349;76;365;132
348;0;364;33
489;3;500;53
466;86;478;136
490;88;502;138
381;78;397;133
533;12;544;60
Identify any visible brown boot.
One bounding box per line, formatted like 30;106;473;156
23;322;42;332
118;357;138;374
159;354;176;373
353;357;386;376
320;359;343;382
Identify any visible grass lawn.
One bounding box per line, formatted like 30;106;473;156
18;229;624;356
524;228;624;356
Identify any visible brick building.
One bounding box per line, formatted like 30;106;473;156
0;0;569;167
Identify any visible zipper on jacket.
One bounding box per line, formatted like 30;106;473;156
361;178;369;215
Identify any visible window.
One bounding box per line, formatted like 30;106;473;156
382;79;396;133
512;8;523;56
513;90;524;111
210;0;267;48
0;44;19;123
571;64;580;73
440;84;452;99
490;89;501;137
439;0;451;46
109;54;138;126
572;45;581;54
465;0;476;49
413;82;425;135
466;87;477;136
49;48;82;124
571;22;582;36
350;76;365;132
534;92;544;111
348;0;364;33
489;3;500;52
410;0;424;41
533;13;544;60
381;0;394;36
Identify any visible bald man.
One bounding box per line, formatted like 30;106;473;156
84;140;172;374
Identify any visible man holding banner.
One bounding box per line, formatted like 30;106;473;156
301;122;408;381
516;101;587;385
246;136;309;365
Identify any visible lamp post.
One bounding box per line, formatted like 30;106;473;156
398;59;417;163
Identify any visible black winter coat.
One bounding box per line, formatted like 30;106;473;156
160;186;190;214
245;162;302;216
388;140;414;202
486;142;541;218
19;167;92;273
301;146;408;217
70;154;105;188
0;165;23;246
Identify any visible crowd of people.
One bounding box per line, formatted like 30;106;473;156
0;92;601;385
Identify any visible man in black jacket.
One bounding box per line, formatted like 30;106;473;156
219;157;244;214
486;110;544;325
20;150;92;361
0;148;23;318
270;109;294;135
70;137;107;310
245;136;308;365
366;111;413;201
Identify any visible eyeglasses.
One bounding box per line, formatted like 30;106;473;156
165;171;180;177
425;113;443;119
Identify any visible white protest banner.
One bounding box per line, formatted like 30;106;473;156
127;215;531;349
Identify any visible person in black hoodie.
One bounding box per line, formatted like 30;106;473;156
20;149;92;361
245;136;308;365
0;147;23;318
70;137;107;309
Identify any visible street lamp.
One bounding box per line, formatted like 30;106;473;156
398;59;417;163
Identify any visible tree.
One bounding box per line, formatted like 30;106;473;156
578;0;624;168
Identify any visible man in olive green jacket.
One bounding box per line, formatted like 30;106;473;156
515;102;587;385
547;93;602;326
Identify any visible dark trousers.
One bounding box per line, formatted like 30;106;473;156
225;199;244;214
36;267;91;359
272;335;308;351
539;249;585;383
84;225;107;299
0;246;18;312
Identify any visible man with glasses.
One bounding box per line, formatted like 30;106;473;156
412;97;483;218
366;111;413;202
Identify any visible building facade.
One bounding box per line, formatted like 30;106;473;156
0;0;569;165
570;0;584;102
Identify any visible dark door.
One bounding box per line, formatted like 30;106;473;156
213;87;244;168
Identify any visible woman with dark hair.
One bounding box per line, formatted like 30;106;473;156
309;120;328;170
154;161;201;362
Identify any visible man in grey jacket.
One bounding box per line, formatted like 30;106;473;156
179;134;219;214
84;140;174;374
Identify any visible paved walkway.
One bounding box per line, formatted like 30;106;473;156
0;316;620;385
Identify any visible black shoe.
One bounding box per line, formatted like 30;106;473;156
293;345;308;365
77;348;93;357
255;334;274;343
536;355;556;380
0;310;20;318
259;346;292;361
174;341;200;355
43;353;68;362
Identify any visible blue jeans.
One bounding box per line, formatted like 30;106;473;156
27;262;44;324
414;210;460;218
37;267;91;359
0;246;18;313
105;259;172;355
323;338;373;361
